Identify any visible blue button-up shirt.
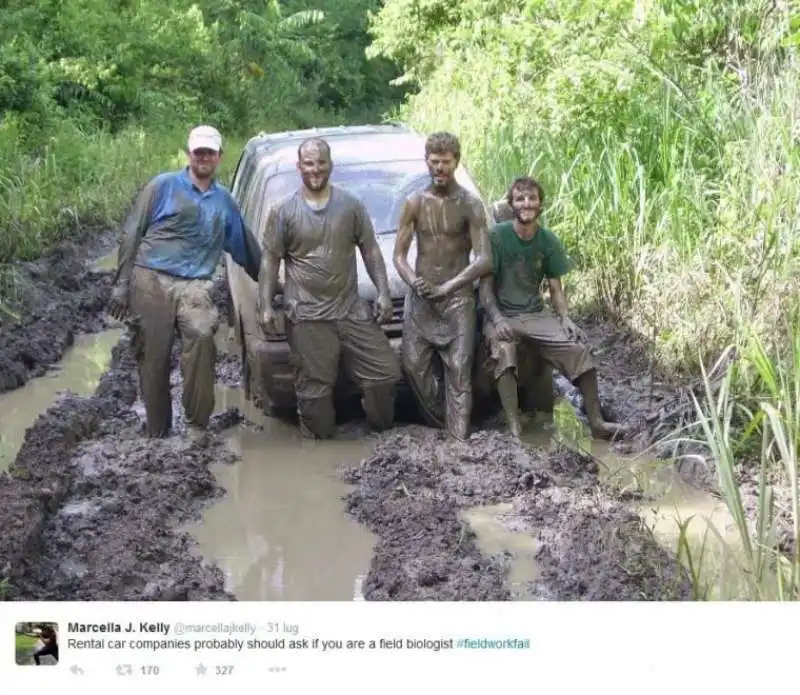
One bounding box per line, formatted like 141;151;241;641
116;168;261;285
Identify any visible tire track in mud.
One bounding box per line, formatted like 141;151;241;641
0;240;243;600
0;236;691;601
0;328;246;600
343;430;693;601
0;240;116;394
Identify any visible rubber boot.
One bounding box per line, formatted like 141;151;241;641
497;369;522;437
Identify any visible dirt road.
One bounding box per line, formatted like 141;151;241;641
0;236;704;600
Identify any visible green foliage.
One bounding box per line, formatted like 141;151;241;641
369;0;800;596
0;0;405;268
369;0;799;379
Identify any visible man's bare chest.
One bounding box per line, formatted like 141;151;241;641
416;197;471;240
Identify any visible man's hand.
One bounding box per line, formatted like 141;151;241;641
560;316;585;342
412;276;435;298
426;281;453;300
107;284;130;321
374;293;393;323
494;317;515;341
259;306;279;335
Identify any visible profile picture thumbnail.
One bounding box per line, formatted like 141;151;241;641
15;622;59;665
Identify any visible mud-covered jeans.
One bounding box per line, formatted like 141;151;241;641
129;266;219;437
483;310;594;382
286;307;401;439
401;291;476;440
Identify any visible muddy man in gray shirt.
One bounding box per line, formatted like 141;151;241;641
393;132;493;440
258;137;400;439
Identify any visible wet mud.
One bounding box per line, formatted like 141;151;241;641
343;429;692;600
0;238;790;601
0;331;243;600
0;240;115;393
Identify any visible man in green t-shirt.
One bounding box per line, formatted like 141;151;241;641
478;176;625;439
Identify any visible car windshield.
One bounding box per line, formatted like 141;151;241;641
264;160;478;233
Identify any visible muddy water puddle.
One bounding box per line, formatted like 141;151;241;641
0;329;122;471
186;385;377;601
462;402;739;598
461;503;540;599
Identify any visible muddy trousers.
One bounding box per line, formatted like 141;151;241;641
286;314;401;439
483;310;595;388
129;266;219;438
401;293;475;440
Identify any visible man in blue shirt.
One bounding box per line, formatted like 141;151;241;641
107;125;261;438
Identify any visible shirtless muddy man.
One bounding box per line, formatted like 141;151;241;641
393;132;492;441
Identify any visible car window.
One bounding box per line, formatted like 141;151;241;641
264;160;483;233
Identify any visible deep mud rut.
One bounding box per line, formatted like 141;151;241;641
343;430;692;600
0;240;115;393
0;235;768;601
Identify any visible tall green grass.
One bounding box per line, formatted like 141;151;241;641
673;324;800;600
405;62;800;377
0;119;245;264
0;118;245;317
396;39;799;598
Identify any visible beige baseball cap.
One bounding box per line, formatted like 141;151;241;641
187;125;222;152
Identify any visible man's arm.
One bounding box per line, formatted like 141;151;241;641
544;232;573;319
478;275;504;324
113;178;161;288
438;197;493;295
392;196;420;288
547;278;569;318
257;206;284;314
544;232;585;340
223;198;262;282
355;202;390;298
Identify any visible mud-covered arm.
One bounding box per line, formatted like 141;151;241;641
113;178;161;288
257;206;284;311
223;199;262;282
547;278;570;318
355;203;390;298
478;276;504;324
392;196;419;288
478;230;504;323
439;198;493;295
545;233;573;319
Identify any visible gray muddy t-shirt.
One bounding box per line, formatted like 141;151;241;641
263;186;376;322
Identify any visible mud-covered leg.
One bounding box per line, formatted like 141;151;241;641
128;268;176;438
574;368;627;439
286;320;340;439
337;314;401;431
401;322;445;429
338;312;401;431
484;320;522;436
176;279;219;429
440;317;476;441
497;370;522;437
511;313;626;439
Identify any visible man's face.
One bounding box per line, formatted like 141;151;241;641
511;185;542;225
297;144;332;192
425;151;458;191
188;148;221;180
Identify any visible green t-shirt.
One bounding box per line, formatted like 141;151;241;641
489;221;571;316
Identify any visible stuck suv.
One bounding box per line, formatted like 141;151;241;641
225;124;493;414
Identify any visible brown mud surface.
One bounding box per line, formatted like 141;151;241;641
343;429;692;600
0;328;245;600
0;240;115;393
0;239;786;601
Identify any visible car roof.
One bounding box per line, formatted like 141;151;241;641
242;124;429;172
